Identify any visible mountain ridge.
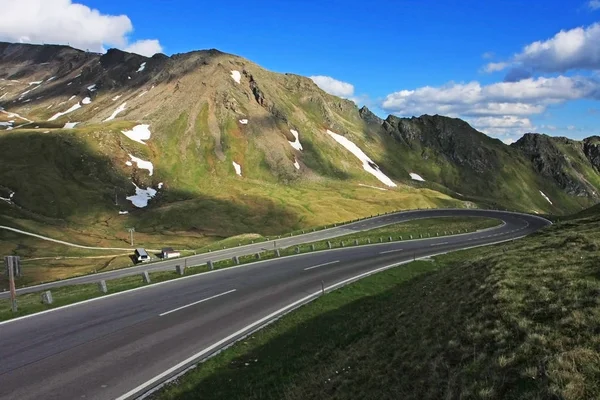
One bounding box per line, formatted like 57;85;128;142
0;41;599;259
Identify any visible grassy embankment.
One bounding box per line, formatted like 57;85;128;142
153;210;600;400
0;216;499;321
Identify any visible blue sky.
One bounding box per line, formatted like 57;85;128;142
2;0;599;142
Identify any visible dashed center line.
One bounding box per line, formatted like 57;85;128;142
159;289;237;316
379;249;404;254
304;260;339;271
430;241;449;247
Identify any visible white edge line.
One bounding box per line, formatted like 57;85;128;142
159;289;236;316
0;213;543;326
116;234;528;400
303;260;339;271
6;209;546;294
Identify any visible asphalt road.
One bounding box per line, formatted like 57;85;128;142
0;209;550;400
0;208;538;298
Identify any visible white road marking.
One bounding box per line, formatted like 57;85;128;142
304;260;339;271
430;242;449;247
379;249;404;254
159;289;237;316
116;233;533;400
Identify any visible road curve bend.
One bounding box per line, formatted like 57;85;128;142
0;209;550;400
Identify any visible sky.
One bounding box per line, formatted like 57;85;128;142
1;0;599;143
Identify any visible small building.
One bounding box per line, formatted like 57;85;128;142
135;248;150;263
161;247;181;259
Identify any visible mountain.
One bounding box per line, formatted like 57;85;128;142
0;41;463;251
513;133;600;198
0;41;598;253
375;114;600;212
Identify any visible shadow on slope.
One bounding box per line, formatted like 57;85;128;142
0;130;301;240
158;213;600;400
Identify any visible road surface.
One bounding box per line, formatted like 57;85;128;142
0;209;550;399
2;208;520;298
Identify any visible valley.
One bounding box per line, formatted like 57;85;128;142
1;42;598;288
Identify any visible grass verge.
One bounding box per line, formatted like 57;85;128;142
152;212;599;400
0;216;499;321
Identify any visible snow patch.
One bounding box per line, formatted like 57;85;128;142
289;129;303;151
46;76;56;82
48;102;81;121
358;184;387;191
81;97;91;105
232;161;242;176
112;95;121;101
125;161;133;166
104;102;126;121
326;129;396;187
29;81;42;85
409;173;425;182
0;109;32;122
128;154;154;176
230;70;241;84
119;211;129;215
68;95;76;102
137;62;146;72
0;122;12;127
126;183;157;208
63;122;79;129
137;90;148;97
67;82;72;86
87;84;97;91
121;124;151;144
293;158;300;170
157;182;164;189
540;191;553;205
0;191;15;204
19;85;40;98
239;119;248;125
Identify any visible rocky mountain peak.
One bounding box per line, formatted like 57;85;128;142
358;106;383;126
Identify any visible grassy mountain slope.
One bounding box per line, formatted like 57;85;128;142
377;114;600;214
0;42;465;259
156;207;600;400
1;41;598;272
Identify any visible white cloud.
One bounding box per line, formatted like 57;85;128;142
383;76;599;117
0;0;162;56
485;22;600;73
310;75;355;98
470;116;534;136
589;0;600;10
125;39;163;57
567;125;577;130
381;76;600;136
484;62;510;73
482;51;495;60
541;124;557;131
502;138;516;145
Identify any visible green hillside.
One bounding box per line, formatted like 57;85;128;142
1;41;599;284
155;207;600;400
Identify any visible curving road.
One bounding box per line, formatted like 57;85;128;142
0;209;550;400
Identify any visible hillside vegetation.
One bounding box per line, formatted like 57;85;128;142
155;208;600;400
1;41;600;283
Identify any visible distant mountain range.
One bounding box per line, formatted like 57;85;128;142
0;41;598;242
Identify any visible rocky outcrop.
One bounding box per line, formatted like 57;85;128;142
382;114;499;174
514;133;598;198
359;106;383;126
584;136;600;172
